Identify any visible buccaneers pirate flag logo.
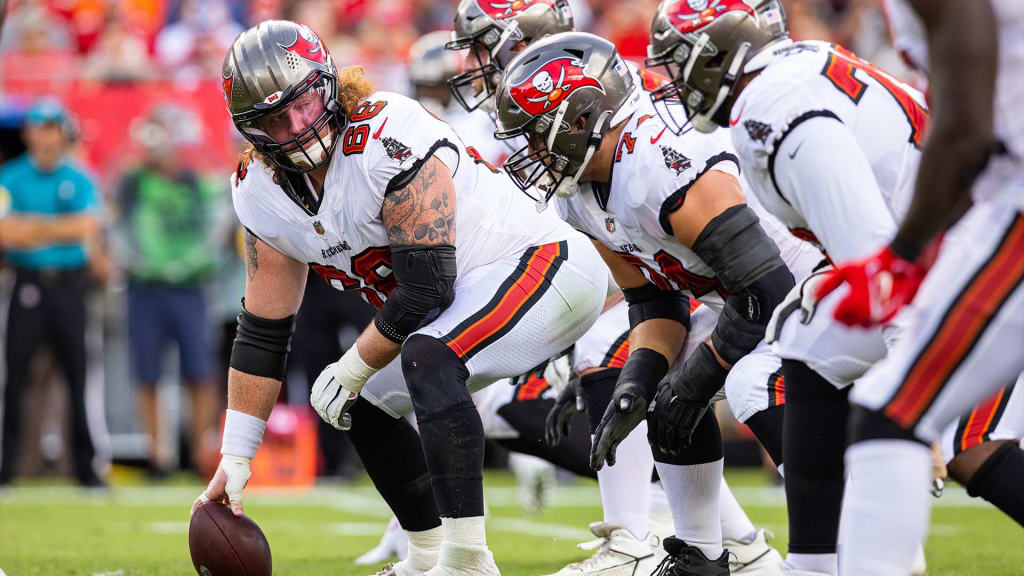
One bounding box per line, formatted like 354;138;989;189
279;25;328;64
509;57;604;116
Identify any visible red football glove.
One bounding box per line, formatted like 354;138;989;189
815;245;929;327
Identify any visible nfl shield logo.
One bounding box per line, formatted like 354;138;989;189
605;217;616;233
313;220;325;235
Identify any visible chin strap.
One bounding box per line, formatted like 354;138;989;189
552;109;613;200
693;42;749;131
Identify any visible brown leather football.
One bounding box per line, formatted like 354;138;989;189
189;500;272;576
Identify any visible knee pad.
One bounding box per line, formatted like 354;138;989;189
848;405;921;445
580;368;620;434
651;408;723;465
402;334;470;419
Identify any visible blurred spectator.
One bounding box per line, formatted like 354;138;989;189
1;2;77;94
81;8;157;82
113;104;220;476
0;98;107;488
155;0;243;84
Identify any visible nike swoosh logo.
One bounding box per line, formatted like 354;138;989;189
650;126;667;144
788;141;803;160
372;117;388;139
728;101;747;126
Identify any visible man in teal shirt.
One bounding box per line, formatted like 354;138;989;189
0;99;106;487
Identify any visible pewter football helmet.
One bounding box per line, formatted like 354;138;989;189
494;32;640;205
222;20;342;171
447;0;573;112
646;0;789;133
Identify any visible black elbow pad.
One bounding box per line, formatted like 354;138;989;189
375;244;457;343
622;283;691;331
712;266;794;365
692;204;785;294
229;301;295;380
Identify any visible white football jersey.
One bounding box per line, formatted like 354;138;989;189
729;41;926;262
232;91;576;308
556;93;819;313
885;0;1023;208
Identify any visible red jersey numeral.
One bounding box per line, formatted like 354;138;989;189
466;146;501;173
349;100;388;122
310;247;395;309
342;124;370;155
653;250;725;298
821;46;927;146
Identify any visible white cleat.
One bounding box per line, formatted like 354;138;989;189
357;517;410;565
724;529;785;575
779;562;833;576
544;522;660;576
423;542;501;576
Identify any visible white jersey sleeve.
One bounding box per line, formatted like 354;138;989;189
770;115;896;262
360;93;463;201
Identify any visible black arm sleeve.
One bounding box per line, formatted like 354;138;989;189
693;205;794;365
374;244;457;343
229;300;295;380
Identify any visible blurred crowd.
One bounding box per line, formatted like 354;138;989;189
0;0;914;487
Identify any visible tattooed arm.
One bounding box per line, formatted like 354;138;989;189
229;230;308;419
355;155;458;369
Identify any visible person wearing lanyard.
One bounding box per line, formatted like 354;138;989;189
0;98;106;487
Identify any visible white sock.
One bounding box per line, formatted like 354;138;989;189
595;422;653;538
441;516;487;548
786;552;836;575
840;440;931;576
655;458;724;560
648;481;669;511
402;526;443;572
719;475;756;543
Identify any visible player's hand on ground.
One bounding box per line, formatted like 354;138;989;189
311;361;358;431
590;380;648;471
648;380;709;456
192;454;251;517
816;245;927;327
545;372;583;446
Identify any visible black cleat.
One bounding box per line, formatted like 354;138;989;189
652;537;730;576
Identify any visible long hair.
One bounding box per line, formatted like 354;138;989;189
237;65;375;186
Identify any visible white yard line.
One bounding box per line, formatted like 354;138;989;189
0;482;991;509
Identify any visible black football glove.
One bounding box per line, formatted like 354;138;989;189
545;372;583;447
648;380;710;456
590;379;648;471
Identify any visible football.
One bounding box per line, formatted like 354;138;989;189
189;500;272;576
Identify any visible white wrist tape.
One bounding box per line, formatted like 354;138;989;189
221;409;267;459
332;344;379;396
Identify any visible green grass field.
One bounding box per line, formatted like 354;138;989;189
1;470;1021;575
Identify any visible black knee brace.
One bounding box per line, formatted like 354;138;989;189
966;442;1024;525
347;398;440;531
650;406;724;465
402;334;484;517
580;369;620;434
744;404;784;466
782;359;849;555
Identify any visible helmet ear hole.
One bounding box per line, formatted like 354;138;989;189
705;51;727;70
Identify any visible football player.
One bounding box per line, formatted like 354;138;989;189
822;0;1024;572
192;20;607;576
494;31;821;575
643;1;928;573
450;3;789;575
